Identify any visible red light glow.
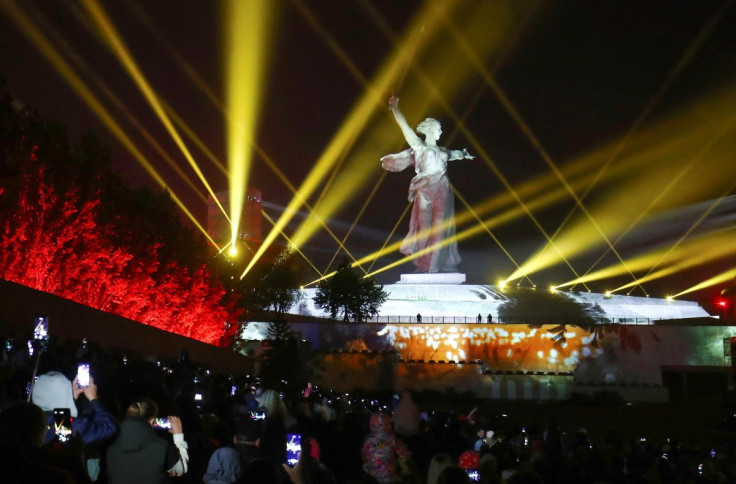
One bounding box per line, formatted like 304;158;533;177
0;162;240;346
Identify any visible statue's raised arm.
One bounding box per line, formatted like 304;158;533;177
388;96;423;149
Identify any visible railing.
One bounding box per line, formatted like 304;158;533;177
361;315;655;325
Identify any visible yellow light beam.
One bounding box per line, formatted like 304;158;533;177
539;2;729;294
509;83;736;285
352;171;584;276
291;0;369;86
255;144;367;272
135;1;358;275
20;3;209;204
363;0;585;281
0;1;218;249
441;21;637;285
428;5;734;288
558;226;736;290
303;270;337;289
224;0;273;250
123;1;226;113
453;186;537;288
323;171;387;274
613;191;736;293
261;210;323;279
311;178;575;287
241;1;454;279
674;269;736;298
290;0;519;258
575;110;736;291
80;0;230;222
125;29;354;275
162;101;228;178
137;13;356;274
366;184;583;280
366;202;412;274
290;0;564;283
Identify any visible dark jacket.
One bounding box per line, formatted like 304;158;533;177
43;399;117;446
106;418;180;484
260;416;287;466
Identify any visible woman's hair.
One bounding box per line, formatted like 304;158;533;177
427;453;455;484
417;117;441;137
258;389;288;420
126;397;158;420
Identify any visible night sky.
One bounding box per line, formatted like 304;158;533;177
1;1;735;302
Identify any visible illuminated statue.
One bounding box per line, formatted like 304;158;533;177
381;96;474;273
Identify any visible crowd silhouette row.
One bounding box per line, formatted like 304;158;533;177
1;327;735;483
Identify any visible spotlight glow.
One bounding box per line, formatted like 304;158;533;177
81;0;229;221
1;1;218;248
224;0;273;251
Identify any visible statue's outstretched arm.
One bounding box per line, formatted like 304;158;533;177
388;96;422;149
447;148;475;160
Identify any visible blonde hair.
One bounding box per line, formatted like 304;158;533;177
258;389;288;420
427;453;454;484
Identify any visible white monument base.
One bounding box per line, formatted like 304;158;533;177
398;273;466;285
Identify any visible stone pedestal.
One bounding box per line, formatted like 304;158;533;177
398;273;466;284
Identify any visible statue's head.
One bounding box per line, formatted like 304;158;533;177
417;118;442;140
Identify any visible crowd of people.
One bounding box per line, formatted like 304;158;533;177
1;327;736;483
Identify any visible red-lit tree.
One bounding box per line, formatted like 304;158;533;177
0;86;239;345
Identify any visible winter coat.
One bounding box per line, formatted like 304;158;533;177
203;447;240;484
106;418;182;484
362;413;411;482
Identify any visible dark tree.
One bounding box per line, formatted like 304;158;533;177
498;288;603;325
259;317;299;388
238;251;302;317
314;261;388;322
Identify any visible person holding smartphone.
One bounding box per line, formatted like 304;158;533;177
106;397;189;484
31;369;117;446
31;369;118;482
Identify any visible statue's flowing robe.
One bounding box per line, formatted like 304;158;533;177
381;148;460;273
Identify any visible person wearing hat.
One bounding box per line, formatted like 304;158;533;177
31;370;117;446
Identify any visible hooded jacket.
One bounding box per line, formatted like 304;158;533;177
203;447;240;484
106;418;181;484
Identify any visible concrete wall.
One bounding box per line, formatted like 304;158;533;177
0;279;252;374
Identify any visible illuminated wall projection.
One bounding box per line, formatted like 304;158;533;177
289;322;736;389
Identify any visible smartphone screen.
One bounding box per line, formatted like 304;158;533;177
286;433;301;467
250;411;266;421
466;469;480;482
152;417;171;429
53;408;73;443
77;363;90;388
33;316;49;346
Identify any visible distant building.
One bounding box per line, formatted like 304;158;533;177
207;188;262;245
